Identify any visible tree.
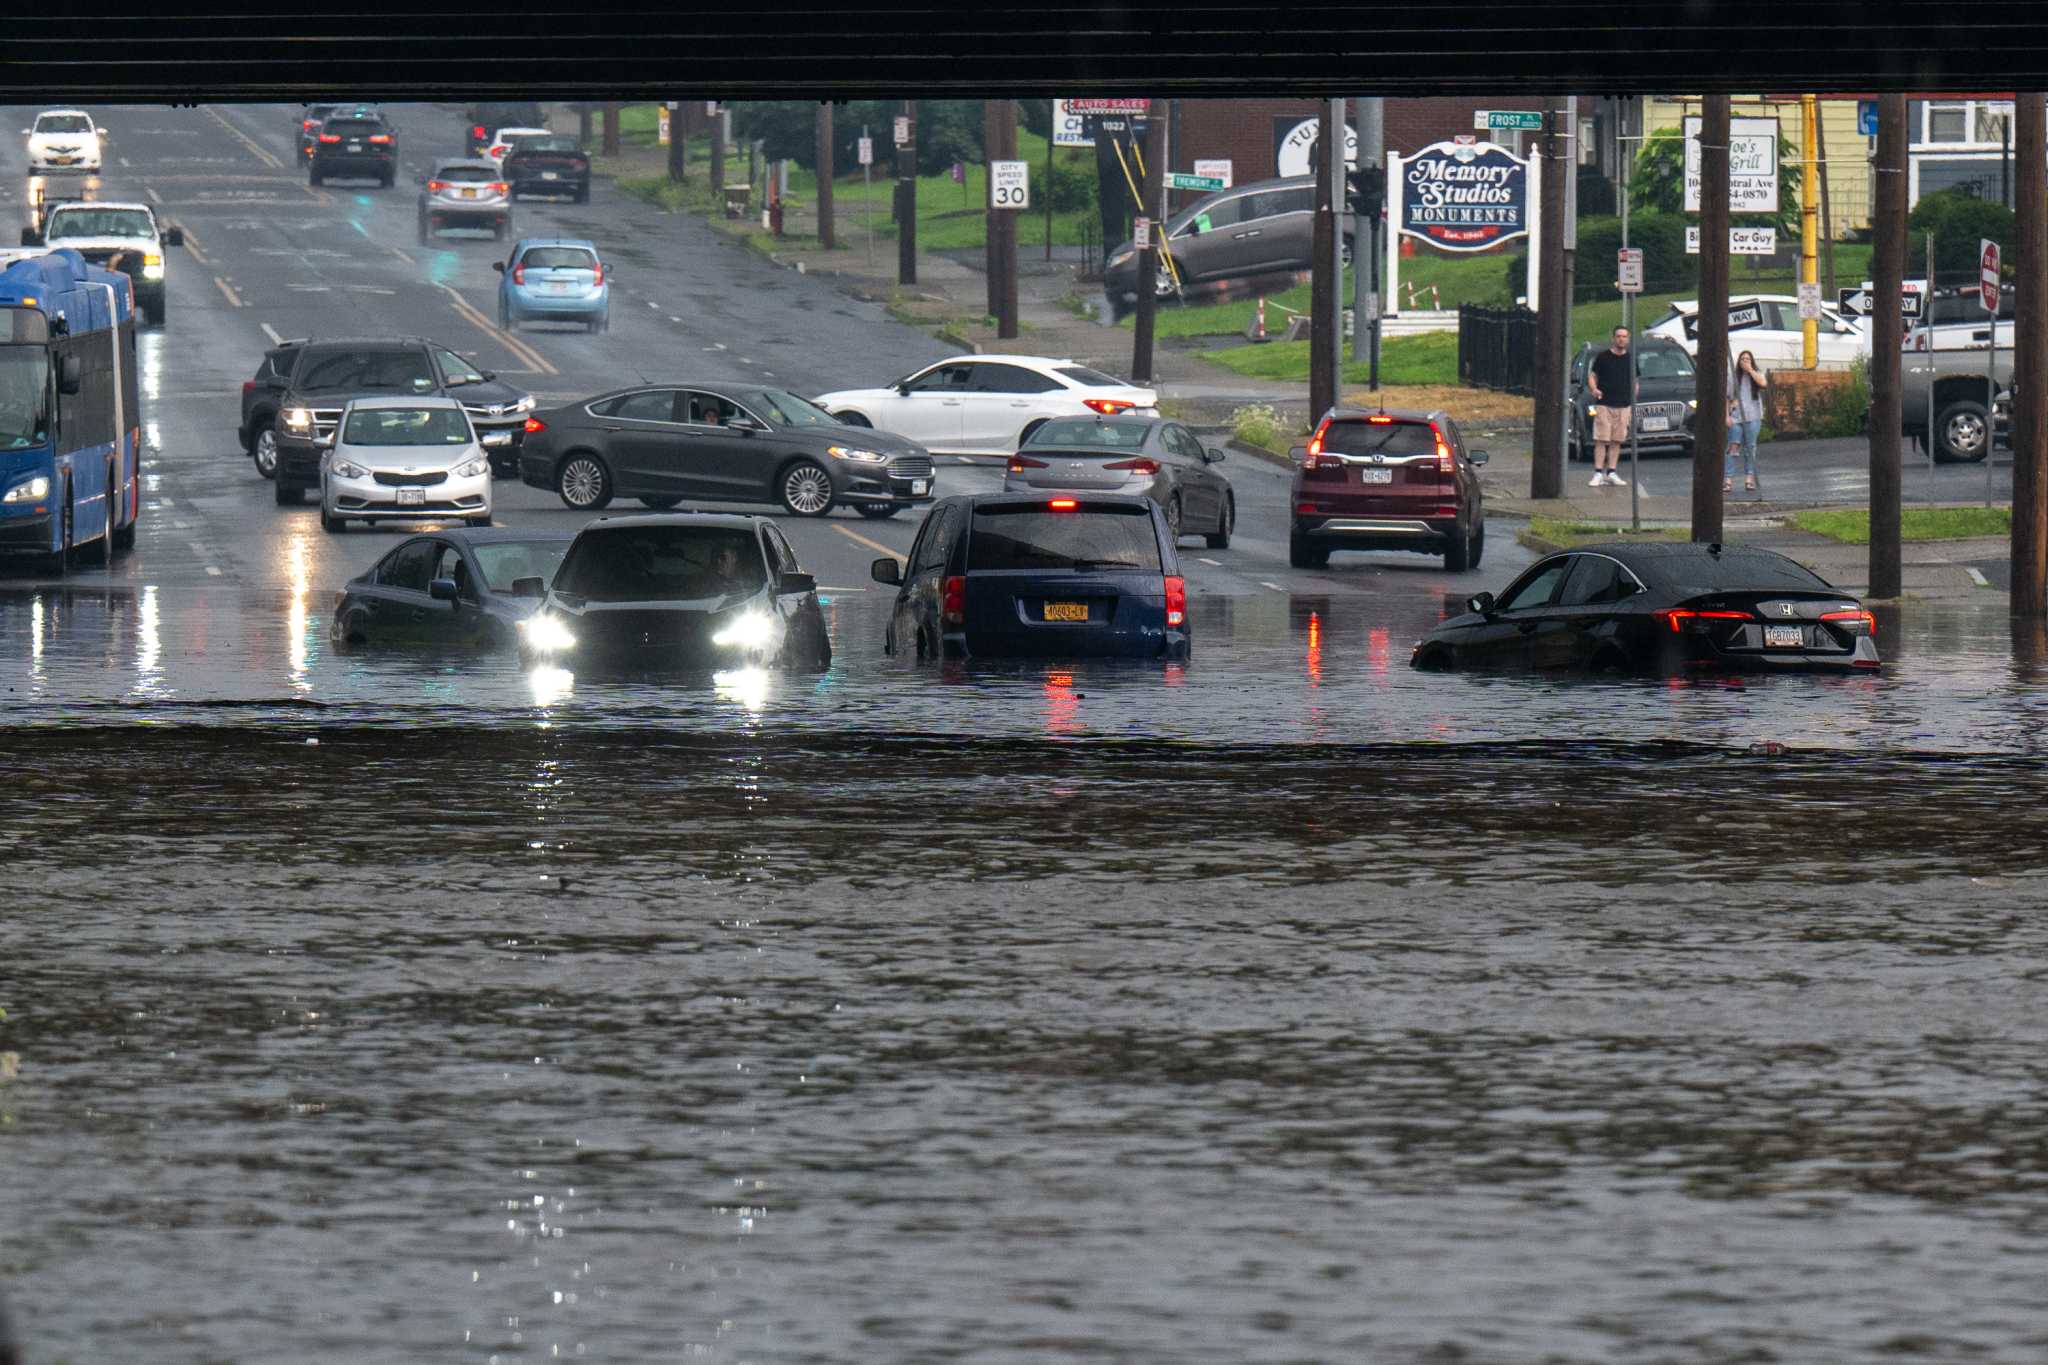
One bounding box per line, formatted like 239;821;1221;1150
728;100;987;179
1634;125;1802;236
1908;187;2020;279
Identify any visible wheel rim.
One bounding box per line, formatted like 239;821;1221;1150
784;465;832;515
1167;499;1182;540
560;458;604;508
1947;412;1986;456
254;429;277;477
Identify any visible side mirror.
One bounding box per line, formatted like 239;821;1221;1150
491;261;506;273
1468;449;1489;466
58;354;82;395
479;370;497;382
161;226;184;247
870;557;903;586
727;415;764;433
511;576;545;598
1288;444;1308;463
778;570;817;595
896;382;912;396
19;228;41;247
1204;446;1227;463
429;577;460;603
1467;591;1497;617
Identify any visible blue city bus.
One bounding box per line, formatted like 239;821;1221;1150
0;249;141;571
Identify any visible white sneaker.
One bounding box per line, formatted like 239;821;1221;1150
1589;472;1608;487
1607;471;1628;487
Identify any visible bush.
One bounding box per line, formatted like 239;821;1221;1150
1907;188;2019;278
1568;212;1693;301
1229;402;1291;453
1808;354;1870;438
727;100;988;178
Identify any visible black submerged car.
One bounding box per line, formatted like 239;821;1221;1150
519;384;936;519
516;514;831;672
330;528;573;649
1410;542;1880;673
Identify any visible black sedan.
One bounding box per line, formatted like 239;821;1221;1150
1567;338;1698;462
1410;541;1881;674
515;514;831;672
330;528;573;649
501;135;591;202
519;384;937;519
1004;414;1234;547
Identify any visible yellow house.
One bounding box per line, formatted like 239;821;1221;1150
1641;97;1871;237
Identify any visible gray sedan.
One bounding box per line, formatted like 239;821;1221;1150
1004;415;1235;547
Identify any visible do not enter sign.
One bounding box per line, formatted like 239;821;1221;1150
1981;239;2002;314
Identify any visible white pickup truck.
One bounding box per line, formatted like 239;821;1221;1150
20;200;183;326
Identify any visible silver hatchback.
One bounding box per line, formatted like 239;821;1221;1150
417;160;511;243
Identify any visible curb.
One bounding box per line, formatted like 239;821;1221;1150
1225;437;1295;471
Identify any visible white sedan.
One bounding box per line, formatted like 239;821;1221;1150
482;127;552;167
25;109;101;173
320;396;493;533
1645;295;1869;371
813;355;1159;455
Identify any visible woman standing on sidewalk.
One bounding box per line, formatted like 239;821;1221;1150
1725;350;1768;495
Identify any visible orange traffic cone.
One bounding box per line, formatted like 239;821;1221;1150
1245;296;1270;343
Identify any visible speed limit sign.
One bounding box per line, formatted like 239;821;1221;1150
990;160;1029;210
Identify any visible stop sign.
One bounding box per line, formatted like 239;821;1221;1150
1981;239;2001;314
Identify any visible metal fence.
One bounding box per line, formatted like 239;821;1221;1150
1458;305;1539;395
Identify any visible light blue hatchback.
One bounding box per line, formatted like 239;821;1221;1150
494;237;608;332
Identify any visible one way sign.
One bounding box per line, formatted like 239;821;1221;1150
1837;287;1923;319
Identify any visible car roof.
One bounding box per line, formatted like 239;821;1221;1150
1558;541;1838;589
512;238;599;251
1033;412;1159;429
431;158;502;172
434;527;575;548
575;512;768;534
343;394;463;410
45;200;153;214
922;353;1079;369
295;335;432;349
35;109;92;119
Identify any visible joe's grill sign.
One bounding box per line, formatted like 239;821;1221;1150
1397;140;1530;251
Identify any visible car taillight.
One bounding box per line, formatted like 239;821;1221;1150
1434;432;1456;474
1048;498;1078;510
1663;608;1753;633
472;125;486;140
1082;398;1132;415
942;575;966;626
1008;453;1046;472
427;180;449;193
512;266;525;285
1103;458;1160;474
490;182;509;194
302;119;318;131
1821;609;1876;634
242;380;255;397
591;263;604;287
1366;414;1394;424
1304;418;1330;468
318;134;340;143
1163;575;1185;628
368;134;392;144
523;416;546;434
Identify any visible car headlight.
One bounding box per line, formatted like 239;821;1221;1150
511;395;535;413
331;459;368;479
519;614;576;653
711;611;778;650
1109;249;1134;268
1687;399;1698;410
283;407;312;429
826;445;887;464
3;476;50;504
454;457;490;479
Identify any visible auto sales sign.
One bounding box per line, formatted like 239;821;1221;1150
1397;139;1530;252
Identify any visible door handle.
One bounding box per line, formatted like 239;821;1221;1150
1242;229;1262;238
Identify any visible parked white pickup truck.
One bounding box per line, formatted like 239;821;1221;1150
20;200;183;326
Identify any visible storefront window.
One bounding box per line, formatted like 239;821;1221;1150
1927;102;1969;143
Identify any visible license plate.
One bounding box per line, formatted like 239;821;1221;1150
347;143;363;151
1764;625;1804;648
1044;602;1089;622
395;487;426;506
1641;415;1671;432
461;187;476;199
541;171;559;181
481;431;510;446
544;282;575;294
51;156;75;165
1361;468;1394;484
911;480;928;495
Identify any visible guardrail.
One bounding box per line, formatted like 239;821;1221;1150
1457;304;1537;395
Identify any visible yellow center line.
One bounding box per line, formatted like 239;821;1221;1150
213;276;243;308
204;106;283;171
831;523;906;561
389;246;415;265
436;283;556;376
185;240;210;265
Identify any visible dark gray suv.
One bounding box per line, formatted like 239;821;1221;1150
1102;176;1349;318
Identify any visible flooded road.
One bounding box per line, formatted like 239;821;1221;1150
6;591;2048;1362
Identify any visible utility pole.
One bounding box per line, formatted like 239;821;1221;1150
992;98;1019;339
2012;92;2047;616
1309;100;1340;423
602;102;620;158
577;103;592;147
984;99;1002;317
815;103;835;249
896;100;918;287
667;102;686;182
1694;95;1732;544
1531;98;1571;499
1869;93;1908;599
1131;110;1164;384
710;103;724;195
1559;97;1578;473
1801;94;1819;369
1354;96;1384;386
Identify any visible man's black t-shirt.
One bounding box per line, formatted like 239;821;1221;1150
1590;347;1635;406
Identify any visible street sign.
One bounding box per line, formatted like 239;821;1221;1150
856;136;873;167
1616;247;1644;293
1133;216;1151;249
1839;287;1923;319
1050;99;1093;148
657;106;670;146
1164;171;1226;192
1684;116;1781;214
892;116;910;147
1194;158;1233;189
1858;100;1879;136
1681;300;1768;339
990;160;1029;210
1982;238;2002;312
1474;110;1544;132
1797;282;1822;320
1685;225;1778;254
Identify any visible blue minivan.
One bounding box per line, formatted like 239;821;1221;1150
494;237;608;332
871;494;1189;660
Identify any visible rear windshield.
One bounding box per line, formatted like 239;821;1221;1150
1319;419;1436;457
473;540;570;593
519;246;597;270
295;349;435;394
324;119;386;137
342;407;471;446
968;506;1161;572
1028;418;1150;449
511;137;582;155
1640;548;1832;592
1055;365;1123;387
35;115;92;134
434;165;498;183
554;527;767;602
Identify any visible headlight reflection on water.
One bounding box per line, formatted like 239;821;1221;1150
713;666;772;713
527;665;574;707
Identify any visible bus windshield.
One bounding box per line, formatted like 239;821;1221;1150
0;346;52;451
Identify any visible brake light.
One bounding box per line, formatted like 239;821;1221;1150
302;119;318;131
317;134;340;143
1821;609;1876;634
489;182;509;194
1163;575;1186;628
591;262;604;287
942;575;966;626
1304;417;1330;467
1082;398;1132;415
512;265;525;285
1433;428;1456;474
1367;414;1394;424
1663;608;1753;633
1048;499;1078;510
368;134;392;144
523;416;546;434
242;380;255;397
1008;453;1046;472
472;125;486;140
427;180;449;193
1103;458;1160;474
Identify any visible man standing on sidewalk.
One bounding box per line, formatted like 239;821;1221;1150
1585;326;1636;488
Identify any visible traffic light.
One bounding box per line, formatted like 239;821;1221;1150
1347;163;1386;219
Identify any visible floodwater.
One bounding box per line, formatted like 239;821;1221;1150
5;588;2048;1363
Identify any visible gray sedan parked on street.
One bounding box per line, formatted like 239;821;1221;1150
1004;414;1235;547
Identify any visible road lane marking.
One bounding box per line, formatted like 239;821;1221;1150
144;185;162;203
1198;557;1221;566
261;322;283;345
158;497;176;508
389;246;414;265
184;240;210;265
205;565;222;576
831;524;906;561
1259;580;1285;591
213;276;244;308
436;283;557;376
819;586;869;593
204;106;284;170
1967;566;1991;587
668;316;681;323
118;156;130;167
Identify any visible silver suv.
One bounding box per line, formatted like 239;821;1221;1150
417;160;511;243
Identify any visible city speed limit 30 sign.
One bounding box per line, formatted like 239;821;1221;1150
990;160;1029;210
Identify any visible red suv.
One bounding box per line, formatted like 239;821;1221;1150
1289;407;1489;571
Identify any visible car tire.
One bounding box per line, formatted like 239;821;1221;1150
1288;530;1328;569
1935;398;1991;463
320;503;347;533
1589;644;1633;674
574;184;590;204
857;503;900;520
143;295;165;327
467;515;493;528
339;610;370;647
779;460;835;517
498;301;512;330
639;496;682;510
251;427;278;480
833;411;871;428
380;170;395;189
275;479;304;506
1444;524;1474;572
309;168;323;187
1469;521;1486;570
1413;645;1453;672
1205;493;1234;549
1165;495;1184;544
556;453;613;510
493;219;507;241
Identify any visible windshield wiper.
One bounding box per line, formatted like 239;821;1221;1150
1070;558;1140;571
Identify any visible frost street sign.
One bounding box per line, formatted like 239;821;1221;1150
1396;139;1530;253
1473;110;1543;132
1683;116;1780;215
